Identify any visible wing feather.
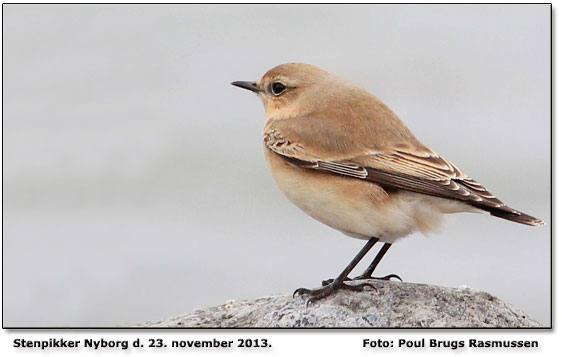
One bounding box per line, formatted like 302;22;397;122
264;123;544;226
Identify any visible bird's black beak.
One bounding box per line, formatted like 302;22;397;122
231;81;262;93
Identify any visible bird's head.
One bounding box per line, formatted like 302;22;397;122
232;63;338;119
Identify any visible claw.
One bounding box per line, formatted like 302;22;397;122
295;280;376;306
354;273;403;282
293;288;312;297
379;274;403;282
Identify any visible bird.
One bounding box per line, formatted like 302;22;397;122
231;63;544;304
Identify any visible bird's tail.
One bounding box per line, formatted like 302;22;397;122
487;207;545;226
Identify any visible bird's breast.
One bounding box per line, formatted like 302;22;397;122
264;148;406;241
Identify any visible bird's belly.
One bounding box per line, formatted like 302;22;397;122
265;149;473;243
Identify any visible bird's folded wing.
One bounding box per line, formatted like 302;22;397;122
264;125;516;214
351;150;513;211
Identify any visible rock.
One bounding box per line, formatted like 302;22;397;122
140;280;540;328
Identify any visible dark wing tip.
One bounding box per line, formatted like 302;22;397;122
489;209;545;227
457;179;545;227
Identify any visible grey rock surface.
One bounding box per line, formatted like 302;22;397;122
141;281;541;328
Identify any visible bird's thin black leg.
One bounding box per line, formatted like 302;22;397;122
322;242;402;285
294;237;379;305
354;243;402;281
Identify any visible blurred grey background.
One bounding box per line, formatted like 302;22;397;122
3;4;550;327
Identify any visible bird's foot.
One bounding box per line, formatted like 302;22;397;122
355;273;403;282
321;273;402;286
294;279;376;306
321;277;351;286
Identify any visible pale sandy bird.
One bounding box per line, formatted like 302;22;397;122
232;63;544;304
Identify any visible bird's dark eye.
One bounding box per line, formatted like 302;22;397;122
271;82;287;96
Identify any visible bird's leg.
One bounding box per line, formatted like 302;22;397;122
354;243;402;281
322;243;402;285
294;237;379;305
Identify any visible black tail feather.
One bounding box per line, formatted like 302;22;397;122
487;207;545;226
